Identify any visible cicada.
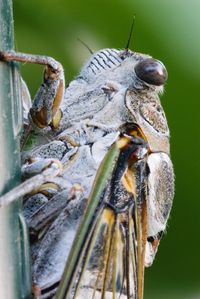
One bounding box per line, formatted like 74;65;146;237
0;47;174;299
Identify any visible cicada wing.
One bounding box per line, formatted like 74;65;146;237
55;142;122;299
70;188;148;299
70;206;140;299
56;134;149;299
72;207;122;299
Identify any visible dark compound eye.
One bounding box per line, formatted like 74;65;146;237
134;58;168;86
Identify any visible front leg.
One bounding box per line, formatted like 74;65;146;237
0;51;65;130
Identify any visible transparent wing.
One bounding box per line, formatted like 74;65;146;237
71;207;138;299
56;132;148;299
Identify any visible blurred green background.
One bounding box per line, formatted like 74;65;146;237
13;0;200;298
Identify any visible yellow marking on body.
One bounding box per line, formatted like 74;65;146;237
59;134;79;147
117;136;130;149
51;109;62;129
130;127;147;142
38;182;59;192
102;208;115;224
52;79;64;116
130;129;139;137
30;182;60;196
122;168;136;196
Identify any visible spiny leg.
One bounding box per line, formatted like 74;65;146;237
0;50;65;147
0;159;63;208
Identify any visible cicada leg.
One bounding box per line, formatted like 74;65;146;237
0;50;65;147
0;158;63;208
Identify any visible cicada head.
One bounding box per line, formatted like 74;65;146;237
79;48;170;155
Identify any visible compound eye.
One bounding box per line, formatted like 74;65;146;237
135;58;168;86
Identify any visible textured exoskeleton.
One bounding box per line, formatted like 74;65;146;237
0;48;174;299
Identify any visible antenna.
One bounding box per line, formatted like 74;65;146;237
77;38;93;54
125;15;136;50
